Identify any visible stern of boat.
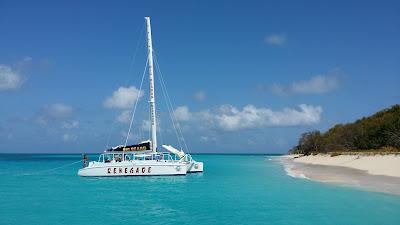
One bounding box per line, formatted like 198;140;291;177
187;161;203;173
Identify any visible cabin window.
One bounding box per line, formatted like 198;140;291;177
114;154;122;162
104;154;112;163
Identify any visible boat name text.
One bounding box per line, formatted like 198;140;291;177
107;167;152;174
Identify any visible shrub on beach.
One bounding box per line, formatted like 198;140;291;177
330;152;341;157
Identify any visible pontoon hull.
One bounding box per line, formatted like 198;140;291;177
187;161;203;173
78;161;187;177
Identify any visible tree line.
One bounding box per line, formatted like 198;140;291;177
289;105;400;154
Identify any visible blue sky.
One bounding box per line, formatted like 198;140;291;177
0;0;399;153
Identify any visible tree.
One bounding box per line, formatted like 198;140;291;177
288;105;400;154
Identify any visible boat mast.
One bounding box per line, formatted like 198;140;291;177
145;17;157;152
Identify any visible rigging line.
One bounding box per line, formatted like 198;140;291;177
153;53;188;149
153;54;183;151
156;55;188;152
105;114;118;149
124;58;148;146
158;71;182;150
138;117;144;141
126;21;146;84
18;160;83;176
156;67;182;149
104;22;145;150
154;52;189;152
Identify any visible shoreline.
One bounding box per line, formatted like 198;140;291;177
293;154;400;178
278;154;400;195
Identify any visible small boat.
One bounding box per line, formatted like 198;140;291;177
78;17;203;177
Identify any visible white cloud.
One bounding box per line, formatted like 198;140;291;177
193;90;206;101
103;86;143;109
141;120;151;132
265;34;286;46
35;103;75;126
200;136;217;142
175;104;322;131
16;56;52;73
62;120;79;129
292;75;339;94
120;130;135;142
0;64;24;91
271;74;340;95
16;56;33;69
44;103;74;119
116;110;132;124
174;106;192;121
62;133;77;142
214;104;322;131
35;116;48;126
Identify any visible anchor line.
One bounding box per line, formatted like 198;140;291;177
19;160;83;176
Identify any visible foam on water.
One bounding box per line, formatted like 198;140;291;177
284;164;309;179
269;156;309;179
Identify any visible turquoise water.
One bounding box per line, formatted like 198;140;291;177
0;154;399;225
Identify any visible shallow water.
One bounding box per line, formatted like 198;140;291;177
0;154;399;225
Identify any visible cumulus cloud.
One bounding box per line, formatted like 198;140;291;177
0;64;24;91
116;110;132;124
174;104;322;131
103;86;143;109
44;103;75;119
140;119;163;133
174;106;192;121
35;103;75;126
265;34;286;46
16;56;52;74
141;120;151;132
15;56;33;70
62;133;77;142
270;74;340;96
200;136;217;142
213;104;322;131
62;120;79;129
193;90;206;101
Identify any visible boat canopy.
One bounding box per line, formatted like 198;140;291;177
106;140;151;152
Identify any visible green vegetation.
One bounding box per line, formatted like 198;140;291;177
330;152;341;157
289;105;400;155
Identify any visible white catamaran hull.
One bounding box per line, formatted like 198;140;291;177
161;145;204;173
78;161;187;177
187;161;203;173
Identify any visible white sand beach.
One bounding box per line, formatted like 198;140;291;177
279;154;400;195
292;154;400;178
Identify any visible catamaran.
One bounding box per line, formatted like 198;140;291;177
78;17;203;177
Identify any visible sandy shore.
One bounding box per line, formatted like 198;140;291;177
278;154;400;195
292;154;400;178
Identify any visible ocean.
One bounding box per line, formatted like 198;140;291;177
0;154;399;225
